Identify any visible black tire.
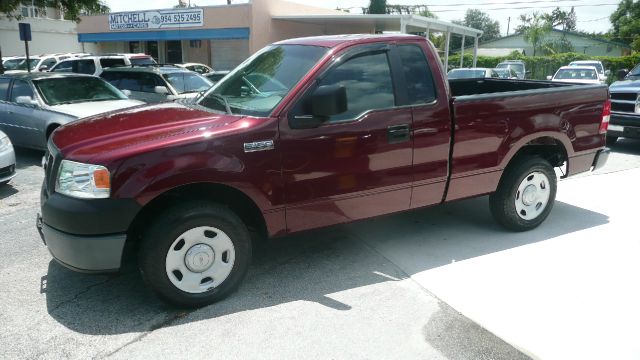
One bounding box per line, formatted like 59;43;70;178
0;180;9;185
606;135;618;146
490;156;557;232
138;201;252;308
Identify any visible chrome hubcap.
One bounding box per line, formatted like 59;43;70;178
515;171;551;220
184;244;215;273
165;226;236;294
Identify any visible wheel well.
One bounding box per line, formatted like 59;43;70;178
127;183;267;248
508;137;568;174
46;124;59;140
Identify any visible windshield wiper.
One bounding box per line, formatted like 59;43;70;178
209;93;232;114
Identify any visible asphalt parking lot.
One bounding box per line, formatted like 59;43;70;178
1;139;640;360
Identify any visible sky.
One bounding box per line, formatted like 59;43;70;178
102;0;619;35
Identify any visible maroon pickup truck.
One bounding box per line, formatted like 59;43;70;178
38;34;610;307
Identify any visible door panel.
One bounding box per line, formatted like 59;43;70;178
281;48;413;233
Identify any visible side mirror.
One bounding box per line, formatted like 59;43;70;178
289;85;347;129
311;85;347;118
15;96;38;105
618;69;629;81
121;89;132;97
605;69;611;76
154;86;169;95
546;75;553;80
38;65;48;72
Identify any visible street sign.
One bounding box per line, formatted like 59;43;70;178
18;23;32;41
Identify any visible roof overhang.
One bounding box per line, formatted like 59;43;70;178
272;14;483;38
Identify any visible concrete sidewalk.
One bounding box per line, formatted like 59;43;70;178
349;168;640;360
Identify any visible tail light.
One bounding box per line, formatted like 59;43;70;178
599;99;610;134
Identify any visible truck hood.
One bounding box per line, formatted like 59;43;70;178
609;80;640;92
52;101;246;163
49;99;145;118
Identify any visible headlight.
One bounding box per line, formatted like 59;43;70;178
56;160;110;199
0;135;12;152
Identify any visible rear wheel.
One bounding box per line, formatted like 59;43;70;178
490;156;557;231
138;201;252;308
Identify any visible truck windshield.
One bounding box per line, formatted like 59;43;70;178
34;76;127;105
198;44;328;116
570;62;603;74
554;68;598;80
497;63;524;77
163;72;213;94
448;69;486;79
628;64;640;77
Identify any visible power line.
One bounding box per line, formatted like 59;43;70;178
577;16;610;22
428;3;620;12
427;0;583;7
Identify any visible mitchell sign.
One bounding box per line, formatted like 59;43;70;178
108;8;204;30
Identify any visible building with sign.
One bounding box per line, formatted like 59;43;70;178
77;0;483;70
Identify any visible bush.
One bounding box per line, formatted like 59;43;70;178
447;52;640;84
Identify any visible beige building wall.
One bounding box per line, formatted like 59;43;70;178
1;17;96;56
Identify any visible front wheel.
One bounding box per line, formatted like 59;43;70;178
490;156;557;231
138;201;252;308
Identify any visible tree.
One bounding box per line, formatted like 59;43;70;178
542;7;577;31
0;0;109;21
447;9;500;54
609;0;640;51
368;0;387;14
462;9;501;41
516;12;552;56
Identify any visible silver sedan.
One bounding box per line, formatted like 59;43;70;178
0;130;16;185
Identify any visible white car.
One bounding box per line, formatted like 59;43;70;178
548;66;603;84
3;54;76;73
0;130;16;185
447;68;500;79
175;63;214;74
568;60;610;82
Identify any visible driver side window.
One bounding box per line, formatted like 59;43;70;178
317;51;395;123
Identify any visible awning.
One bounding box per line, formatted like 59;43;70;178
78;27;250;42
273;14;483;68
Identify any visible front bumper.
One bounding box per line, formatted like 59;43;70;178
39;184;141;273
609;112;640;139
0;146;16;183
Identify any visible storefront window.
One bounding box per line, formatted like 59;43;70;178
129;41;141;54
167;41;182;64
146;41;159;61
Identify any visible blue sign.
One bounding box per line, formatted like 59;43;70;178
19;23;31;41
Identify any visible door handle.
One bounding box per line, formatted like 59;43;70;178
387;124;410;144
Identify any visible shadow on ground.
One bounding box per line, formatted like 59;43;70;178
43;196;608;337
609;138;640;156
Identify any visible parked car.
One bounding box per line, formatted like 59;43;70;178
547;66;602;84
176;63;214;74
447;67;499;79
38;34;609;307
568;60;609;82
496;60;527;79
0;73;143;150
100;65;213;103
204;70;230;84
494;67;519;79
4;54;75;73
50;56;128;76
607;63;640;144
0;130;16;185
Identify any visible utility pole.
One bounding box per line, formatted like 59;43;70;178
506;17;511;36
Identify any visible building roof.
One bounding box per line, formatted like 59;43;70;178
275;34;425;48
273;14;483;38
478;29;631;49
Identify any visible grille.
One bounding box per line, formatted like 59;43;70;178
611;102;636;113
0;165;14;177
610;92;638;102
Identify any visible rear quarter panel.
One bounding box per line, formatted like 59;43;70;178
446;84;608;201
